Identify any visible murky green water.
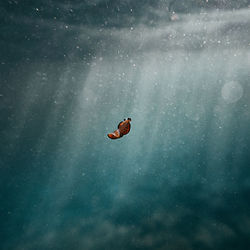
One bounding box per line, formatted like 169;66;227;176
1;2;250;250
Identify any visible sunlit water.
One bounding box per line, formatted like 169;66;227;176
1;7;250;250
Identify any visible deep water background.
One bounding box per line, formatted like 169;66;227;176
1;1;250;250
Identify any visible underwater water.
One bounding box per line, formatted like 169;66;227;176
1;1;250;250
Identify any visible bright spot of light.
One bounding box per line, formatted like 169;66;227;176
221;81;243;104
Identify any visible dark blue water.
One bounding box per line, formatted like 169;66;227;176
1;2;250;250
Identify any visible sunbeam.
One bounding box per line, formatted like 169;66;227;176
1;2;250;250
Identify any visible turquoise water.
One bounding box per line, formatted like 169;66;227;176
1;3;250;250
